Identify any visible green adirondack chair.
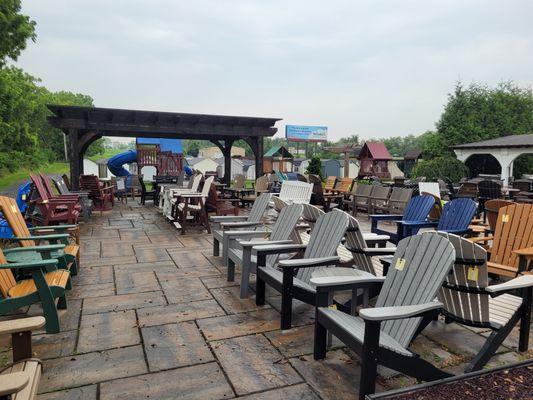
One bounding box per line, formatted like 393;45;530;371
0;196;79;276
0;246;71;333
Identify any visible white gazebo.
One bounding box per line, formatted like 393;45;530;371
454;134;533;185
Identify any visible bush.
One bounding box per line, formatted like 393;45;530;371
305;156;323;180
412;157;468;183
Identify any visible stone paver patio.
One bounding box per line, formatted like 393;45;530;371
2;203;531;399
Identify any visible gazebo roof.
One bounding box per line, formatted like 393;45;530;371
453;134;533;149
264;145;293;158
358;142;392;160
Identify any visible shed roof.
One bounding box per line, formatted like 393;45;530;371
264;145;293;158
404;148;422;160
453;134;533;149
359;142;392;160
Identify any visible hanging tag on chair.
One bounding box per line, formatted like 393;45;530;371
501;214;509;223
395;258;406;271
467;267;479;282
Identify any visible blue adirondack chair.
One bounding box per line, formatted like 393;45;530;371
285;172;298;181
274;170;288;182
370;195;435;244
401;198;477;238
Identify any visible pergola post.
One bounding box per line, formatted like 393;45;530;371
68;128;80;191
223;139;234;185
253;137;264;179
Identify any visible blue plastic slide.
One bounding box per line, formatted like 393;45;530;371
107;150;137;178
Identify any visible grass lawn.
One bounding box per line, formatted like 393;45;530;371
0;162;69;191
87;149;127;162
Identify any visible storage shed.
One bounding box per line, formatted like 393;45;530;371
263;145;294;173
357;142;393;179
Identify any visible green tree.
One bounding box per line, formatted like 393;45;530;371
305;156;323;179
0;0;36;66
412;157;468;182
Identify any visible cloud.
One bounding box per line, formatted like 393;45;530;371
17;0;533;140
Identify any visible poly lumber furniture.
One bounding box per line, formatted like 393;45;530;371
0;196;79;276
349;184;375;216
478;180;502;219
368;186;391;215
174;176;214;234
206;183;240;216
0;247;71;333
432;231;532;372
471;203;533;277
52;175;92;219
484;199;515;232
139;175;157;205
312;234;455;400
371;187;413;215
323;176;337;194
401;198;477;238
276;181;313;205
241;175;269;206
227;204;303;298
29;174;80;225
163;173;202;218
253;210;350;329
79;174;114;212
0;316;45;399
211;193;272;261
370;195;435;244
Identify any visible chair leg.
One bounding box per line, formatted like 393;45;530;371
256;274;266;305
359;321;380;400
240;248;252;298
314;319;328;360
519;287;532;352
227;259;235;282
281;270;294;330
57;295;67;310
213;238;220;257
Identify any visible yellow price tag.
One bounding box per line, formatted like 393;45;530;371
11;205;17;213
395;258;406;271
467;267;479;282
328;304;337;310
501;214;509;223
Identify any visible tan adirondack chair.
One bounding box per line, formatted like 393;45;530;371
471;203;533;277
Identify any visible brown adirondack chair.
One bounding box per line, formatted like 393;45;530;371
471;203;533;277
331;177;354;194
421;191;443;221
206;183;239;216
79;174;114;212
29;174;80;225
0;196;80;275
485;199;515;232
241;175;269;206
323;176;337;195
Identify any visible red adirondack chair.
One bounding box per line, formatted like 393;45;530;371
206;183;239;216
29;173;80;225
79;175;114;212
39;172;80;202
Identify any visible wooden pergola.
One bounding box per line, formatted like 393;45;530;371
47;105;281;190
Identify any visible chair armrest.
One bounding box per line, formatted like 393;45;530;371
238;239;293;249
180;193;204;198
0;316;45;335
4;244;66;254
225;231;269;240
278;256;340;270
0;259;59;270
220;221;264;230
398;221;438;228
359;302;443;321
311;270;385;287
6;233;70;241
210;215;248;222
370;214;403;221
514;247;533;259
0;372;30;397
30;224;78;231
252;243;307;256
486;275;533;294
345;246;396;256
471;236;494;243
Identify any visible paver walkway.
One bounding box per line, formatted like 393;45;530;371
1;203;531;399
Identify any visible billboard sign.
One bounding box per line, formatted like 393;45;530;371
285;125;328;142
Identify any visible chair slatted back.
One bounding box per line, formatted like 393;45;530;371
200;176;215;198
457;182;477;198
39;172;58;197
0;196;34;247
189;174;203;191
421;192;443;221
403;195;434;222
176;171;186;187
272;196;289;213
79;175;105;198
266;204;303;267
52;177;70;195
490;204;533;270
334;178;353;193
485;199;515;232
370;186;391;209
0;249;16;299
478;180;501;200
255;175;269;195
278;181;313;204
354;184;374;205
376;234;455;347
301;204;325;231
62;174;71;190
390;188;413;214
233;174;246;190
324;176;337;192
248;193;272;222
296;173;308;182
438;198;477;232
340;210;380;275
30;173;50;201
296;211;349;284
431;232;490;326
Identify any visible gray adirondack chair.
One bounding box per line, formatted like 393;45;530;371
312;233;455;400
431;231;533;372
227;204;303;298
210;193;272;261
368;185;391;214
253;210;351;329
350;184;375;216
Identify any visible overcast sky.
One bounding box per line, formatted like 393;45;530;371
16;0;533;141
